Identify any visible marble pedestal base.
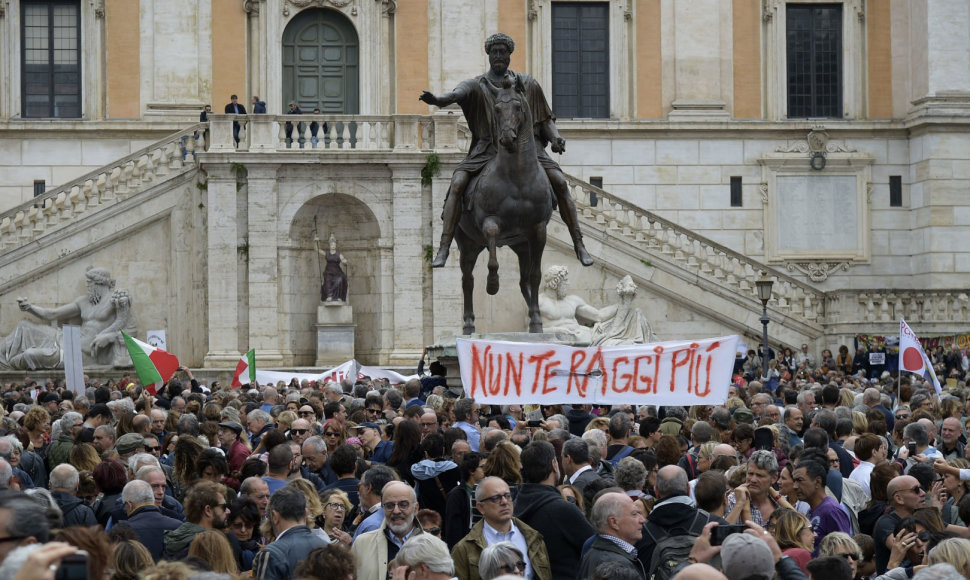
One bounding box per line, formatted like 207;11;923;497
426;332;579;394
315;303;355;366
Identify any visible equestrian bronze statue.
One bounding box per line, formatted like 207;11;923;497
420;33;593;334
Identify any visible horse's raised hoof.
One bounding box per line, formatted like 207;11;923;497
576;244;594;267
431;248;449;268
529;322;543;333
486;271;499;295
463;323;475;335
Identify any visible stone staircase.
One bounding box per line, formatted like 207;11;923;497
0;123;205;255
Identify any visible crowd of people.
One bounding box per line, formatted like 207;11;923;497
0;343;968;580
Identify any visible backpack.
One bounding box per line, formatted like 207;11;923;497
644;510;711;580
608;445;634;468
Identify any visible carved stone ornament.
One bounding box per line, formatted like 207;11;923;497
624;0;633;21
528;0;537;21
283;0;354;16
760;182;768;203
786;261;850;282
380;0;397;15
93;0;105;18
243;0;259;14
775;129;858;154
0;2;6;18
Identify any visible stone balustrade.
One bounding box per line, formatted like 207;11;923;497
0;123;206;251
825;290;970;325
207;112;461;152
565;176;826;323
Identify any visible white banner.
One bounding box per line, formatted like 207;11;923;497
456;335;739;405
253;360;417;387
899;318;943;397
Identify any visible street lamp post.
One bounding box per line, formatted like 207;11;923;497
755;273;774;380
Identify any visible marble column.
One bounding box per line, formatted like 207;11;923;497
246;164;287;365
203;164;241;366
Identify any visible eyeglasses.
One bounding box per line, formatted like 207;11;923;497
291;429;308;435
564;496;577;504
479;492;512;505
499;561;526;573
326;502;346;511
836;553;859;562
916;531;931;542
213;503;228;511
366;408;381;414
423;527;441;535
145;446;161;452
382;500;412;512
324;432;341;437
829;459;840;466
896;414;910;419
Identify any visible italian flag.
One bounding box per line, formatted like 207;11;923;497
232;349;256;388
122;332;181;396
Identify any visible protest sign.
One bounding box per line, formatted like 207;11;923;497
456;335;738;405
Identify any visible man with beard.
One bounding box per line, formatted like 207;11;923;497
353;481;424;580
420;33;592;268
163;480;232;560
252;487;328;580
0;268;136;369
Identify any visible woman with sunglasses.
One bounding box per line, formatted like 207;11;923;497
556;484;584;512
887;517;930;572
479;542;527;579
321;419;345;453
818;532;863;580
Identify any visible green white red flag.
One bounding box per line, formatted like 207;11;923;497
232;349;256;388
122;332;180;396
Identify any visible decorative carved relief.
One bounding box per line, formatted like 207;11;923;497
528;0;537;21
380;0;396;15
243;0;260;14
786;261;850;282
93;0;105;18
283;0;354;16
624;0;632;21
760;183;768;203
775;128;857;154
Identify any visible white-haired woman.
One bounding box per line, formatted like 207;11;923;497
392;534;456;580
479;542;527;580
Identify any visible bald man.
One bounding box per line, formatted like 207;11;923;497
874;475;925;574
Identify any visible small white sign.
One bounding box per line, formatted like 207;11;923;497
869;352;886;365
147;330;167;350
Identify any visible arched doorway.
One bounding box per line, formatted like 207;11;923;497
282;9;359;113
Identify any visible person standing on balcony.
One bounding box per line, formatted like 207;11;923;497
224;94;247;146
251;96;266;114
285;101;304;148
420;32;593;269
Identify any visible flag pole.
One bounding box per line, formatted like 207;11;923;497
312;215;324;299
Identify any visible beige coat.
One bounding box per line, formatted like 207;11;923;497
352;519;425;580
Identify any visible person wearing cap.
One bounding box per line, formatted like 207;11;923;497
117;433;146;463
218;421;249;483
359;422;393;464
40;392;60;416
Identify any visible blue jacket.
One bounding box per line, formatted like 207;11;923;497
116;505;183;561
252;525;328;580
369;440;393;464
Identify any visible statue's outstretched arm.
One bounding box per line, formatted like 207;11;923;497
575;301;608;326
18;298;81;323
420;90;460;108
538;119;566;154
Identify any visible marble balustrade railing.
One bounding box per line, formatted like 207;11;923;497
825;290;970;325
564;176;826;323
0;123;207;251
207;112;462;152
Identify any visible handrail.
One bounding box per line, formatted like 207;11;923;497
0;122;206;224
564;175;826;321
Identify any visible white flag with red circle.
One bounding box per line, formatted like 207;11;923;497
899;318;942;397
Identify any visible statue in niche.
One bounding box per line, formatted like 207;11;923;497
0;268;137;370
316;233;348;302
537;265;610;344
590;275;658;346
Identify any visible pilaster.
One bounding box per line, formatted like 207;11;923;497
246;164;286;364
203;164;241;366
388;163;425;365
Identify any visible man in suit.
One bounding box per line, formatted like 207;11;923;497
561;437;603;493
224;94;247;146
252;487;329;580
115;480;182;561
352;482;424;580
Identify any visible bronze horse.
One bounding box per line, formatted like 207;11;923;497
455;78;553;334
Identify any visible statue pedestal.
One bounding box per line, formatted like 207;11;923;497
426;332;579;394
315;302;355;366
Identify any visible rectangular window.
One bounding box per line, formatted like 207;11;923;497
33;180;46;197
786;3;842;118
889;175;902;207
21;1;81;118
588;176;602;207
551;2;609;119
730;176;743;207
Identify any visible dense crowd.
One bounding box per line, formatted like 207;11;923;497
0;343;969;580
